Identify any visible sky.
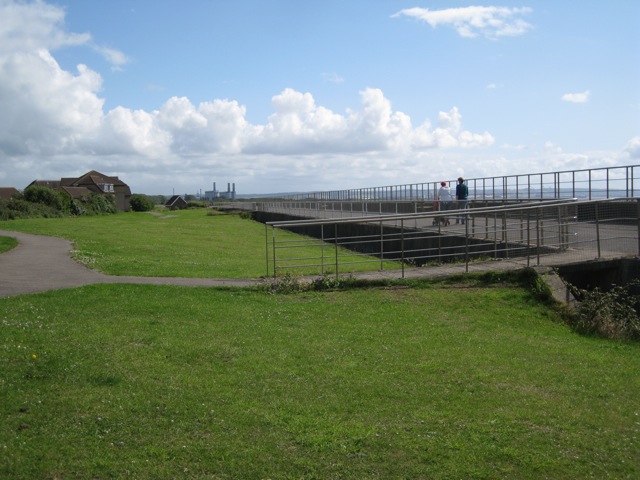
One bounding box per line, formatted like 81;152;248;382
0;0;639;196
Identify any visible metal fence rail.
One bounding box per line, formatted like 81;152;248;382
258;164;640;203
265;198;640;279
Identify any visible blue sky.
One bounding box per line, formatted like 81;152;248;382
1;0;638;195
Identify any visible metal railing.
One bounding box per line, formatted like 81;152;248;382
259;164;640;203
265;198;640;279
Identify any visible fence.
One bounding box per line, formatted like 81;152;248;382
264;198;640;279
260;164;640;203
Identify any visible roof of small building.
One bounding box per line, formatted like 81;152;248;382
28;180;61;189
165;195;187;206
0;187;20;200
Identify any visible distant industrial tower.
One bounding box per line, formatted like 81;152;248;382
204;182;236;200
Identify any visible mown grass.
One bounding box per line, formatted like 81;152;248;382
1;281;639;479
0;209;399;278
0;235;17;254
1;211;639;478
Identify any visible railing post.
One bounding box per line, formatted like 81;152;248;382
526;210;531;267
265;224;270;277
536;208;541;266
595;201;601;258
484;201;489;240
464;221;469;273
321;224;325;275
272;226;277;279
380;221;384;271
401;219;405;279
492;209;498;258
502;211;509;259
540;174;544;200
334;223;339;279
558;205;567;251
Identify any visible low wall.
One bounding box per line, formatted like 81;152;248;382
557;258;640;291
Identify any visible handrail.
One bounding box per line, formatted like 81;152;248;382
266;198;580;228
259;164;639;202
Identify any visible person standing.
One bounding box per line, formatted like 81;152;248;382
455;177;469;224
437;181;452;225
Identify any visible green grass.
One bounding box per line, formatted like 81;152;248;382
0;209;399;278
1;282;638;479
1;211;639;478
0;235;17;254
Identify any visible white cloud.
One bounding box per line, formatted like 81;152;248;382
322;72;345;84
544;141;563;154
0;48;104;155
92;45;130;70
393;6;533;39
626;136;640;158
0;0;91;53
562;90;590;103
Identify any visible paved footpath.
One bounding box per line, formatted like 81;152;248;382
0;230;263;299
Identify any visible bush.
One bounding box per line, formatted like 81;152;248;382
23;185;71;213
85;193;117;215
0;198;65;220
571;279;640;340
130;194;154;212
0;188;118;219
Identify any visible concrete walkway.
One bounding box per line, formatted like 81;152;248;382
0;230;263;299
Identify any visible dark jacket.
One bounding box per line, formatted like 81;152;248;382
456;182;468;200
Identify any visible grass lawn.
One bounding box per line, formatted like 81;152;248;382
1;281;639;479
0;209;400;278
0;211;639;478
0;235;17;254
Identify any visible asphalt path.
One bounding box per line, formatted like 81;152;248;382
0;230;262;298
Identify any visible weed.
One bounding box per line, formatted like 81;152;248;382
570;279;640;340
264;272;307;294
310;273;362;290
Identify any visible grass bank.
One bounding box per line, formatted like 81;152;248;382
1;281;638;479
